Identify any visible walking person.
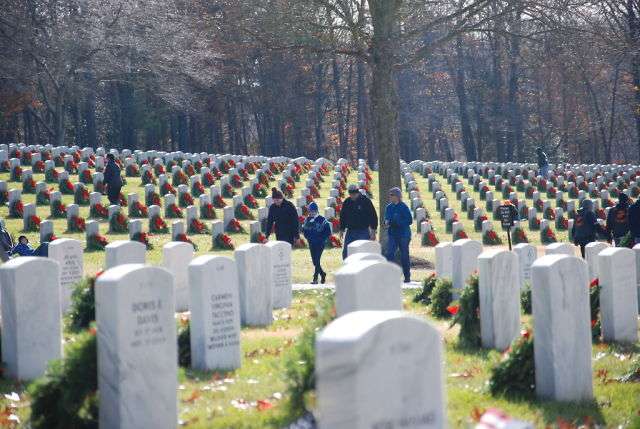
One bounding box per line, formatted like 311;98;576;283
628;196;640;246
265;187;300;246
302;202;331;284
606;193;630;246
339;184;378;259
383;187;413;283
536;147;550;179
103;153;123;205
571;199;599;258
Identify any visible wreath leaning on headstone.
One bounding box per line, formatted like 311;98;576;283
449;273;481;348
488;330;535;398
429;278;453;319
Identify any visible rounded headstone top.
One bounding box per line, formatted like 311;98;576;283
343;252;386;265
0;255;58;271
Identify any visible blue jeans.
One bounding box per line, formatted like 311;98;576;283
540;165;549;179
385;234;411;282
309;244;325;276
342;228;371;259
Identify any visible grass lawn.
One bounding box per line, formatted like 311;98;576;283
0;163;637;427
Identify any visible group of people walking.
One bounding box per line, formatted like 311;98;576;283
265;184;413;284
572;193;640;257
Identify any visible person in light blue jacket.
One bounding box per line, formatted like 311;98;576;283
384;187;413;283
302;202;332;284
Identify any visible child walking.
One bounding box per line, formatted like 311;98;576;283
302;202;331;284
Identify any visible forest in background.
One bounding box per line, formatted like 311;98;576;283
1;0;639;165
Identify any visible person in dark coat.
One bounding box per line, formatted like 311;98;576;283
606;193;630;246
302;202;332;284
384;187;413;283
572;199;599;258
103;153;123;205
265;187;299;245
339;184;378;259
628;197;640;246
536;147;549;178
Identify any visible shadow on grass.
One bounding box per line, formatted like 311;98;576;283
450;341;492;359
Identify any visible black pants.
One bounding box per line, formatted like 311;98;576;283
275;233;296;246
107;185;122;205
310;244;325;276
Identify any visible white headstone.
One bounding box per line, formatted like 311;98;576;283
316;311;444;429
162;242;194;311
597;248;639;343
265;241;292;309
545;242;575;256
0;257;62;379
188;255;241;371
334;260;402;317
105;241;146;269
347;240;381;257
235;243;272;326
435;242;453;278
95;265;177;429
48;238;83;312
451;239;482;291
531;255;593;401
478;249;521;350
585;241;609;280
513;243;537;288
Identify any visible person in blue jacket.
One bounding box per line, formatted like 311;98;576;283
302;202;332;284
384;187;413;283
11;235;49;257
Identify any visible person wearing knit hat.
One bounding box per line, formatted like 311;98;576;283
339;183;378;259
606;192;631;246
302;201;332;284
383;186;413;283
265;187;299;245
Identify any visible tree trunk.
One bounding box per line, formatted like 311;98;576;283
314;62;327;158
451;37;477;161
628;0;640;159
356;58;367;160
368;0;402;246
332;57;347;158
506;9;524;161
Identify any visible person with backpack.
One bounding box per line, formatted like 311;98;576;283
103;153;123;205
572;199;600;258
606;193;631;246
383;187;413;283
302;202;332;284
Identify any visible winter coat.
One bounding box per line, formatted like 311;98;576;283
103;160;123;188
303;215;332;247
606;202;630;239
628;200;640;237
537;151;549;168
384;201;413;238
572;209;599;245
339;194;378;231
266;199;299;241
12;242;35;256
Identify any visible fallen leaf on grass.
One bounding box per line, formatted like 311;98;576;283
470;406;485;422
183;391;201;403
257;399;273;411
